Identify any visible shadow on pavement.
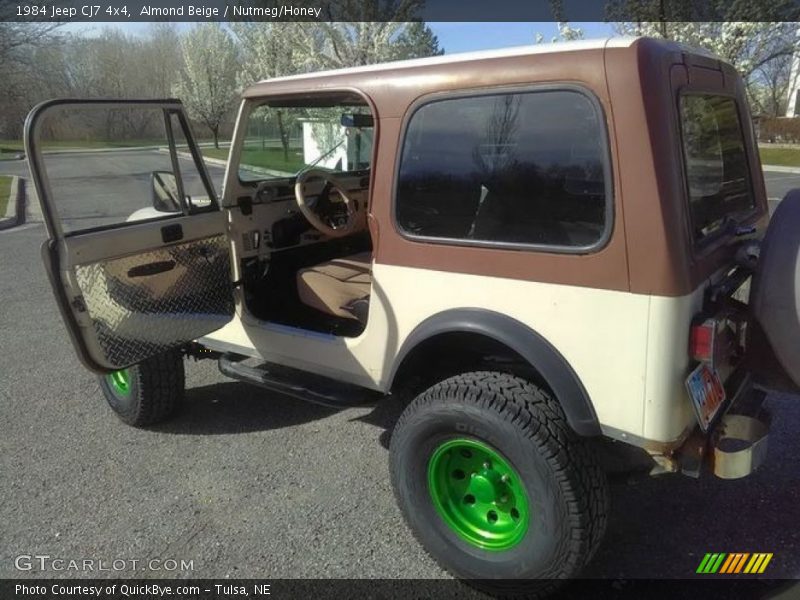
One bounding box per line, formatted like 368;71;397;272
152;381;339;435
351;393;409;450
156;379;409;443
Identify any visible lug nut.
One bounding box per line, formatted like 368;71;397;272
483;462;491;470
500;474;509;483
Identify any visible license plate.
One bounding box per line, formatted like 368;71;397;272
685;363;726;431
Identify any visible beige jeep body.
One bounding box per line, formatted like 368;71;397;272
206;36;771;450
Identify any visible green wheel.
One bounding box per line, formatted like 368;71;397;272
390;371;608;596
98;350;185;427
427;438;529;551
106;369;132;396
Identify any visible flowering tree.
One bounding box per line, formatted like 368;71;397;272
233;16;442;161
173;24;239;148
614;22;800;116
615;22;796;79
535;22;585;44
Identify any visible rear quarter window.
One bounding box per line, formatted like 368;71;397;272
679;94;755;242
394;88;611;251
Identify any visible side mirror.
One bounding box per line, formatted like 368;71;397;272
151;171;181;213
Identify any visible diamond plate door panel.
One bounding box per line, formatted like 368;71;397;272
73;235;234;368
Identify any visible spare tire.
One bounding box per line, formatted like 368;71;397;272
750;190;800;390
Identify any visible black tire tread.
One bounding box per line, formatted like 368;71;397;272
132;350;185;426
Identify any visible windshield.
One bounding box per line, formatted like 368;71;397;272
679;94;755;241
238;103;373;182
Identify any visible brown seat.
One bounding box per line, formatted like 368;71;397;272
296;252;371;322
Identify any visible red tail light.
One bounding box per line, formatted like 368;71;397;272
689;319;716;364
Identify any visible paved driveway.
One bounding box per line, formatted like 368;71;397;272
0;150;226;230
764;168;800;213
1;154;799;583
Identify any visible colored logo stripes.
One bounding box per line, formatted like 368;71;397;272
696;552;773;574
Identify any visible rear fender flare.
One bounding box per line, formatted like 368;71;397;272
388;308;601;436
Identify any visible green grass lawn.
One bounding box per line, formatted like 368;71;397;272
203;146;305;173
759;145;800;167
0;176;12;216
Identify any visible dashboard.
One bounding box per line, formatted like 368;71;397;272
236;171;370;257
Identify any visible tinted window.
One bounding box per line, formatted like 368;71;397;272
679;95;755;241
396;90;608;248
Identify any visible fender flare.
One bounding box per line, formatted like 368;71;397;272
388;308;601;436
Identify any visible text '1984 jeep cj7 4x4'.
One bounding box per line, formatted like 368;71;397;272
25;37;800;593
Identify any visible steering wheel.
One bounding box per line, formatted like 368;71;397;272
294;169;358;238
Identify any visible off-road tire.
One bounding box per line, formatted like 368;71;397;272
389;371;608;597
98;350;185;427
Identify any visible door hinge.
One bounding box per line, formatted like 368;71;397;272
71;295;87;313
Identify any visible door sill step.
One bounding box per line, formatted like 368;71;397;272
218;353;380;409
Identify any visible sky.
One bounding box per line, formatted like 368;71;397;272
432;22;616;52
61;21;619;54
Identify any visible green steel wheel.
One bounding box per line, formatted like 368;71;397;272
427;438;529;551
106;369;132;396
98;350;185;427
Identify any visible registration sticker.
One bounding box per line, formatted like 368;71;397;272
685;363;726;432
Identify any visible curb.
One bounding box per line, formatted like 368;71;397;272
762;164;800;174
39;146;164;156
158;147;227;167
0;176;25;231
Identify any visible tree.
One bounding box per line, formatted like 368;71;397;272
535;22;585;44
612;21;798;80
391;21;444;59
234;15;443;161
0;23;62;138
142;23;184;99
233;23;306;161
535;0;585;42
607;18;800;116
749;53;793;116
173;24;239;148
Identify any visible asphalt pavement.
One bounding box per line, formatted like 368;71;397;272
0;149;226;231
1;153;799;583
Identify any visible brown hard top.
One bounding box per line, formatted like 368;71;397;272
242;37;770;297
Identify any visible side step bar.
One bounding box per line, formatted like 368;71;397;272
218;353;381;409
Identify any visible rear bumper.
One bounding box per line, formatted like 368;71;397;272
675;375;770;479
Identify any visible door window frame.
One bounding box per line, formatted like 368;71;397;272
24;98;220;240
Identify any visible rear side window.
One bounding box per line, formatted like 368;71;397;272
679;95;755;241
395;89;610;250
